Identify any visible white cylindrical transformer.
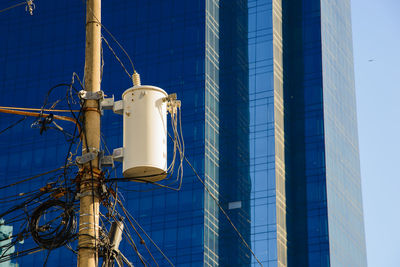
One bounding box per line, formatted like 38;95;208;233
122;85;168;182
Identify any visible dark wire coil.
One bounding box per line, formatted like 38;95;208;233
29;199;76;250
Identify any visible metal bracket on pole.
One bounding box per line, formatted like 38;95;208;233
99;150;114;169
99;97;123;115
112;148;124;162
97;148;124;169
79;90;104;100
76;151;98;165
113;100;124;115
100;95;114;110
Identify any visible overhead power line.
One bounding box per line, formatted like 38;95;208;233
0;166;68;190
102;36;132;81
0;116;27;135
184;155;264;267
0;1;25;14
82;0;136;75
116;199;175;267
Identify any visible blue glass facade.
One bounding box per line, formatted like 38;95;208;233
249;0;367;266
248;0;278;266
219;0;251;266
0;0;367;266
320;0;368;265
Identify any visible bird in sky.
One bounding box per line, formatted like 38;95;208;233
368;58;376;62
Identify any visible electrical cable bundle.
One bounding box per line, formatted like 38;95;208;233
164;98;185;189
0;176;76;264
29;199;76;250
0;72;84;265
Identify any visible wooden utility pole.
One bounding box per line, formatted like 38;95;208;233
78;0;101;266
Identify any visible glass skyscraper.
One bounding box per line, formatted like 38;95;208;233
249;0;367;266
0;0;366;266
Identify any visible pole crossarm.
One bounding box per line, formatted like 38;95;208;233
0;105;80;112
0;108;81;133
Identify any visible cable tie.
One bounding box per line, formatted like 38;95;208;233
78;226;101;232
79;222;100;227
76;191;100;199
79;213;100;217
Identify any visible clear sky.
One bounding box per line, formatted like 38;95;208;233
352;0;400;266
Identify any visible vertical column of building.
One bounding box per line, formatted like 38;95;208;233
271;0;290;266
219;0;251;266
283;0;330;265
301;0;331;265
282;0;309;266
248;0;279;265
204;0;220;266
320;0;368;265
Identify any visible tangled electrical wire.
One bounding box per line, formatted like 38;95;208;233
29;199;76;250
0;71;180;266
0;72;84;265
30;75;83;142
0;167;78;265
